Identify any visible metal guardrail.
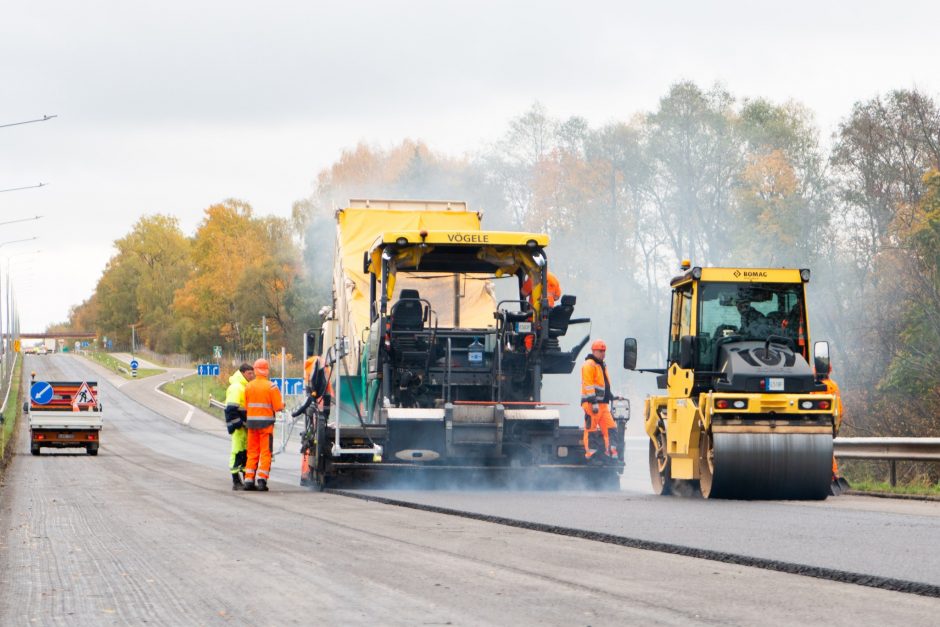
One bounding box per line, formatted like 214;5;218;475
209;398;225;410
834;437;940;486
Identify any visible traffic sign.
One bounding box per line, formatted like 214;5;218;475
130;359;139;370
272;378;305;395
30;381;54;405
73;381;97;406
197;364;221;376
212;345;222;359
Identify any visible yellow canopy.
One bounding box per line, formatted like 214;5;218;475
333;207;483;352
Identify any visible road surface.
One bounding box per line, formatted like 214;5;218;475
0;354;937;625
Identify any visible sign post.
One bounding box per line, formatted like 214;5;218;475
130;358;139;378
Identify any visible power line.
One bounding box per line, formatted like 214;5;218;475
0;183;45;194
0;114;58;129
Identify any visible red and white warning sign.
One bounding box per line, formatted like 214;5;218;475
72;381;97;407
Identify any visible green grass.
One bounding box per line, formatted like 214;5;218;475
1;356;24;461
84;351;164;379
160;372;227;421
847;480;940;497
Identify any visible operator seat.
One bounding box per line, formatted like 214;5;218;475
390;289;429;366
392;289;425;331
548;294;576;339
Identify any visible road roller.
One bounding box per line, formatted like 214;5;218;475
623;263;837;499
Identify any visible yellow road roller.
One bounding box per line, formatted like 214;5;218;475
623;264;836;499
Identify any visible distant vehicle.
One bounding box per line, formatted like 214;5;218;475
23;345;38;355
36;346;48;356
25;379;103;456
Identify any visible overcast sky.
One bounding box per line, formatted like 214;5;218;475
2;0;938;332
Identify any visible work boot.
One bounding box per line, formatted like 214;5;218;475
231;473;244;491
243;480;257;491
257;479;269;492
608;447;619;461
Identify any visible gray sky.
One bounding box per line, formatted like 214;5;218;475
2;0;938;331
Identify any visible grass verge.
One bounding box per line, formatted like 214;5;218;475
84;351;164;379
847;480;940;497
1;356;24;471
160;372;227;421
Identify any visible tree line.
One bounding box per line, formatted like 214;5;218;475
62;201;316;359
67;81;940;437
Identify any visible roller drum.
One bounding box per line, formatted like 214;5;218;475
706;432;832;500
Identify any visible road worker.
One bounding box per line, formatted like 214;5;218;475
813;367;844;482
521;270;562;351
581;339;618;460
293;354;333;485
224;362;255;490
521;270;562;308
243;358;284;492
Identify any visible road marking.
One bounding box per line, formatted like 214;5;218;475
184;409;194;425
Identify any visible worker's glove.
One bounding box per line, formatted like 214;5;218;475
591;403;599;414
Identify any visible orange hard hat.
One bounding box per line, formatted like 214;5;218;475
591;339;607;351
253;358;269;377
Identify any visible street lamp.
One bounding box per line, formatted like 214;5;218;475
0;236;38;249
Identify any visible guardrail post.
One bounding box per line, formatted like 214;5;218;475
889;460;897;487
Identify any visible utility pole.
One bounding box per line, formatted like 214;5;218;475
262;316;267;361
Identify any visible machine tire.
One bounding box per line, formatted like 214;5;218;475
648;429;673;496
312;415;330;491
698;430;715;499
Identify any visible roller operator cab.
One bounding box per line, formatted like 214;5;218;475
303;200;625;489
624;266;836;499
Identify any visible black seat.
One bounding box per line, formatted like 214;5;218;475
548;294;576;338
392;289;425;331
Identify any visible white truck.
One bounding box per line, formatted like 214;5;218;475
25;379;103;455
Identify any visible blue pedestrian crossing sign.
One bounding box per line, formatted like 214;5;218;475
273;378;305;395
197;364;221;376
30;381;54;405
130;359;139;370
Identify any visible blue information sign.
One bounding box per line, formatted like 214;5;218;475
272;378;305;395
30;381;54;405
197;364;221;376
130;359;139;370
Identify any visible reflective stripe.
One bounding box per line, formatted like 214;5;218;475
247;403;273;409
247;418;275;428
257;470;270;479
581;395;596;403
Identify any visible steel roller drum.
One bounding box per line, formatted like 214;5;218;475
707;432;832;500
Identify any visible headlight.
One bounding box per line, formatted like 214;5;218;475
801;400;814;409
732;400;747;409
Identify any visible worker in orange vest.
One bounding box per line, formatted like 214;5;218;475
521;270;562;308
813;368;844;480
581;339;618;460
293;354;334;485
243;358;284;492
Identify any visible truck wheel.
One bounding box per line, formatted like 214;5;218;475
30;444;40;456
87;444;99;456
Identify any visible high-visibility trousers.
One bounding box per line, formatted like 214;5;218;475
230;427;247;474
245;424;274;482
582;402;615;455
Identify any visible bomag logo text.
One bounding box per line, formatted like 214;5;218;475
447;233;489;243
736;270;768;278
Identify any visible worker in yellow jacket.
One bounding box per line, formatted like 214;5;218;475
224;362;255;490
581;339;617;460
243;359;284;492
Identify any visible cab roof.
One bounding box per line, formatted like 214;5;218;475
369;230;549;250
670;266;809;287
